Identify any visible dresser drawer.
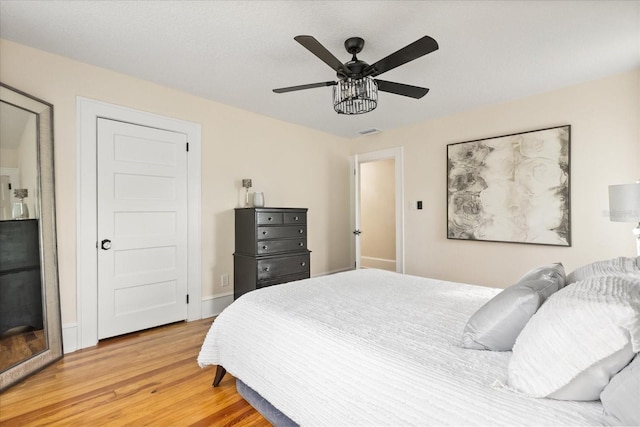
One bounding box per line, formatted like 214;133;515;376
257;212;283;225
257;238;306;255
257;225;306;240
257;254;310;281
284;211;306;224
256;272;310;289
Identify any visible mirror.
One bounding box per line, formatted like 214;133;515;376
0;83;62;391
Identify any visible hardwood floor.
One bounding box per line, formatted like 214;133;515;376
0;328;46;371
0;318;270;426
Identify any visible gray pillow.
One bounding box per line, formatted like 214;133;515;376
600;354;640;426
517;262;566;286
462;263;565;351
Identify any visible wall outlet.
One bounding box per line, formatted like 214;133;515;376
221;273;229;287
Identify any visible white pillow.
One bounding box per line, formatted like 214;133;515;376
507;275;640;400
462;263;564;351
566;256;640;285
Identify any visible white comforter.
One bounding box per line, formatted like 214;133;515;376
198;269;606;426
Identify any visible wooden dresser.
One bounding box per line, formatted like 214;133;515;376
234;207;310;299
0;219;43;335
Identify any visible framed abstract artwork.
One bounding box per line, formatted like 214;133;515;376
447;125;571;246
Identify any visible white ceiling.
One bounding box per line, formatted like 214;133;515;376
1;1;638;138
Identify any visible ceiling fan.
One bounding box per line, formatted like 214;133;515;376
273;35;439;115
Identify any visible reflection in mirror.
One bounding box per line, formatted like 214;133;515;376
0;84;62;391
0;102;45;372
0;103;39;221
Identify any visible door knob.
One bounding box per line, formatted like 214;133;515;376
101;239;112;250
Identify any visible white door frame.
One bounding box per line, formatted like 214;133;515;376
76;97;202;350
350;147;404;273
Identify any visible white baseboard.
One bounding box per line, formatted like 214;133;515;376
201;293;234;319
199;270;353;320
361;256;396;271
313;267;353;276
62;323;78;354
62;294;233;354
63;274;352;354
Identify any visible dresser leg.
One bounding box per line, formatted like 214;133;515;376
212;365;226;387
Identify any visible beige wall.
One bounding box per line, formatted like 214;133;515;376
0;39;353;324
2;38;638;326
360;158;396;269
18;114;39;218
0;149;18;168
352;69;640;288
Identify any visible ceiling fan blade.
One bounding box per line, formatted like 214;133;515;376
294;35;352;76
375;80;429;99
364;36;439;77
273;81;337;93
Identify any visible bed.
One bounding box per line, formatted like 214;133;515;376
198;266;640;426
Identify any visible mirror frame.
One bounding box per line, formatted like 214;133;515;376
0;83;62;391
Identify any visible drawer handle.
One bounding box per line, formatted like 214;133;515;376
298;229;304;234
298;242;304;247
262;245;268;250
262;231;268;235
301;262;306;266
268;217;273;221
264;267;270;272
294;216;299;221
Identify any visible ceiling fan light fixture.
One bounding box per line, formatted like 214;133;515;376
333;77;378;115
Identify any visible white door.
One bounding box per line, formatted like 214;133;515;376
351;148;405;273
352;156;363;269
0;175;12;220
97;118;188;339
0;168;19;221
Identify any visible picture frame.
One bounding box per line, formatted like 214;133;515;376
447;125;571;246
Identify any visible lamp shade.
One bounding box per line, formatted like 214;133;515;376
609;182;640;222
333;77;378;115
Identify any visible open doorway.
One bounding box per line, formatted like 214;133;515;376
351;147;404;273
360;159;396;270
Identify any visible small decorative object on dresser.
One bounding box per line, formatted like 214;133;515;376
252;192;264;208
234;207;310;299
12;188;29;220
241;179;252;207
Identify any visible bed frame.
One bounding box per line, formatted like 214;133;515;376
212;365;226;387
213;365;297;426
